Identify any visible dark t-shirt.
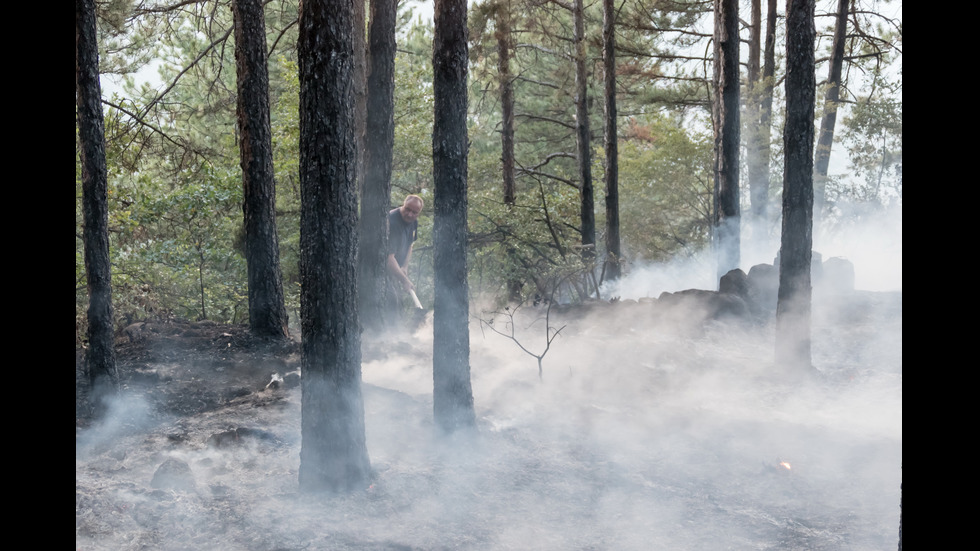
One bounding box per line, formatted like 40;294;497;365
387;208;417;267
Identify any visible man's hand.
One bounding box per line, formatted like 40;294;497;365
388;253;414;293
400;275;415;293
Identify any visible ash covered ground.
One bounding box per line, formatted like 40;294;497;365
76;291;902;551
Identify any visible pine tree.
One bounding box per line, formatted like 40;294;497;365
297;0;372;492
432;0;477;434
77;0;119;410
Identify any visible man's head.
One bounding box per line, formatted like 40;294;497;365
400;195;423;223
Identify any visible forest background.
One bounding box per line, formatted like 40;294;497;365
74;0;902;341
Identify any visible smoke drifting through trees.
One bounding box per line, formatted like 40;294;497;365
77;208;901;550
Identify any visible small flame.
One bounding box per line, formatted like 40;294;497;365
779;461;792;470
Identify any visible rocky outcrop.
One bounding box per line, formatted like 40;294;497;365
549;254;861;333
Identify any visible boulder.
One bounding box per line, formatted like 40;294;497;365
719;268;749;299
821;256;855;294
150;458;196;492
747;263;779;316
658;288;749;324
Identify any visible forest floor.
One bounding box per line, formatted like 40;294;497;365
76;320;302;426
76;292;902;551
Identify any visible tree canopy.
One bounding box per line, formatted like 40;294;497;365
76;0;902;339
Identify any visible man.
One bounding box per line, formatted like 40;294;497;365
386;195;423;321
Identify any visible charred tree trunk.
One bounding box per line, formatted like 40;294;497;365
497;1;516;208
496;1;522;303
354;0;367;194
77;0;119;408
432;0;476;434
359;0;397;334
745;0;767;242
748;0;761;117
297;0;371;492
712;0;741;281
757;0;778;233
776;0;816;371
574;0;596;266
232;0;289;340
602;0;621;282
813;0;849;220
898;482;902;551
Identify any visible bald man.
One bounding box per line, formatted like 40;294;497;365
386;195;423;319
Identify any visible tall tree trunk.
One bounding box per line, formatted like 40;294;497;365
77;0;119;409
432;0;476;434
898;482;903;551
297;0;371;492
496;1;522;303
354;0;367;194
574;0;596;266
602;0;621;282
359;0;397;334
497;0;515;208
232;0;289;340
712;0;741;281
776;0;816;371
813;0;849;220
748;0;761;100
745;0;767;242
757;0;778;235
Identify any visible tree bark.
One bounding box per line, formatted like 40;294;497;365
496;1;522;303
432;0;476;434
232;0;290;340
297;0;371;492
602;0;621;282
757;0;778;233
354;0;367;194
776;0;816;371
745;0;768;241
498;1;516;208
712;0;741;282
574;0;596;265
813;0;849;220
359;0;397;334
898;482;902;551
77;0;119;408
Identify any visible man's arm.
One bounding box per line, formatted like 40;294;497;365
403;243;413;271
387;253;414;292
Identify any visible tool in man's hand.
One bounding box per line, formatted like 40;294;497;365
405;288;428;332
409;289;423;309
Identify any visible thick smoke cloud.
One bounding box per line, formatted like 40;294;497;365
76;208;901;550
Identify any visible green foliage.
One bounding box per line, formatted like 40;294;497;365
77;0;902;336
392;22;436;199
837;95;902;205
109;165;247;323
463;0;717;303
270;56;302;295
831;19;902;214
614;113;714;262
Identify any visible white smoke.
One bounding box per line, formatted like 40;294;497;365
76;207;901;550
605;202;902;299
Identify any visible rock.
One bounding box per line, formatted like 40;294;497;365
658;288;750;325
719;268;749;299
207;427;280;449
821;256;855;294
150;458;196;492
747;263;779;316
283;371;301;388
124;322;146;342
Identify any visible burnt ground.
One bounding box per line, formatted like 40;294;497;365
75;289;901;428
76;320;303;427
75;292;902;551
